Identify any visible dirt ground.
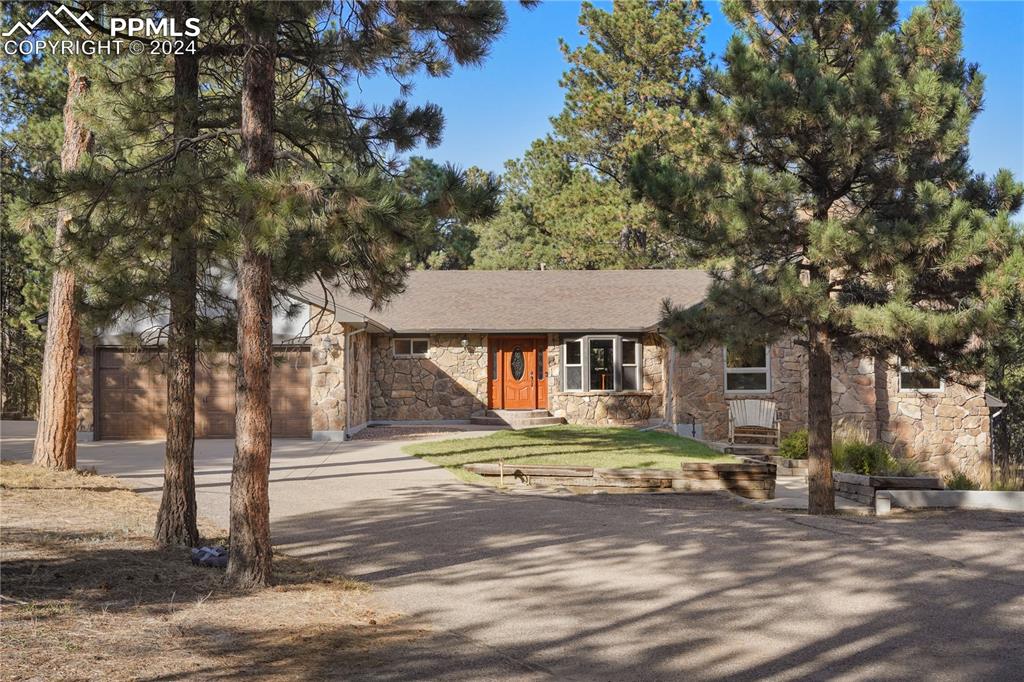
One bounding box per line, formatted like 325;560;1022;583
0;462;424;681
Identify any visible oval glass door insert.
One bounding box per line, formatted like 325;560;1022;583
510;347;525;380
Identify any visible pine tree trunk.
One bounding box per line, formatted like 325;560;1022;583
807;322;836;514
33;65;93;470
155;1;200;548
226;10;276;588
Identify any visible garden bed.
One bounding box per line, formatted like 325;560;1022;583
463;459;776;499
833;471;942;505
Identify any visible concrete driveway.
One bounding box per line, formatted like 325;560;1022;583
2;423;1023;680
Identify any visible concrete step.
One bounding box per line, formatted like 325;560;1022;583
724;444;779;458
507;416;565;429
469;416;510;427
486;409;551;419
470;411;566;429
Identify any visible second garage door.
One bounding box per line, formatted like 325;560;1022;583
96;347;311;440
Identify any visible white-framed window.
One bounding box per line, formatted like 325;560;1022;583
563;339;583;391
898;359;943;392
621;338;640;391
393;337;429;357
724;344;770;393
562;336;641;392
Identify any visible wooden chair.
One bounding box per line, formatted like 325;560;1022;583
728;399;780;446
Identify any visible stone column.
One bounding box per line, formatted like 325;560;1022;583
76;345;94;442
309;308;346;440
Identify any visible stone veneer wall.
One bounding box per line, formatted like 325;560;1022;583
77;346;94;438
310;311;347;437
673;343;887;441
876;366;991;481
369;333;488;420
671;341;991;479
547;333;667;426
672;339;809;440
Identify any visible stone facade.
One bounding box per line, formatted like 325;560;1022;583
76;347;94;438
77;301;991;475
877;367;991;481
308;307;373;438
672;339;809;440
310;312;347;437
670;340;991;480
369;333;489;421
548;333;667;426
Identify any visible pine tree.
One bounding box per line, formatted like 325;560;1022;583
400;157;499;269
32;57;92;471
0;4;66;419
217;0;512;587
472;0;709;270
155;0;202;548
633;0;1023;513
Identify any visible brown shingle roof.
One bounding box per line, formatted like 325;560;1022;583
300;270;711;333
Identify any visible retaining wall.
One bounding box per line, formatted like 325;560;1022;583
464;460;777;500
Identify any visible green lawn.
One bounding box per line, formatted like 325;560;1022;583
402;425;733;480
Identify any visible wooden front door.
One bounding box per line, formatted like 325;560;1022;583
489;337;547;410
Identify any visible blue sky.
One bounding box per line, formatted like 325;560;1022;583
357;1;1024;182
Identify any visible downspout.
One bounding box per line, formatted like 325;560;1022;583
990;406;1004;485
343;326;367;440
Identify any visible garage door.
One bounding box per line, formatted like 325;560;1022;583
96;347;311;440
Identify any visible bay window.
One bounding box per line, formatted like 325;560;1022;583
562;336;642;392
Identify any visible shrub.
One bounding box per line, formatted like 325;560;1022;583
832;440;890;475
779;423;918;475
991;471;1024;492
944;471;981;490
778;430;808;459
831;438;918;476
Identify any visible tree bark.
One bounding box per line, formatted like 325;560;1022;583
226;8;276;588
807;321;836;514
33;64;93;470
155;1;201;548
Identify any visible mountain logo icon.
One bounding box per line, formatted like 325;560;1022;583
3;5;94;38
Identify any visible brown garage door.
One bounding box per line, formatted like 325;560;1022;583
96;347;311;440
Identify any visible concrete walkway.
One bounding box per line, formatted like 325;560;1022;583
2;422;1023;680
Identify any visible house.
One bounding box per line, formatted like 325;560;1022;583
75;269;995;480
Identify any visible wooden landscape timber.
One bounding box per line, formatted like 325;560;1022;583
465;459;777;499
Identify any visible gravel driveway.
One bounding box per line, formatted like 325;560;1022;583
3;423;1022;680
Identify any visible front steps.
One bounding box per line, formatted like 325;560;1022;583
721;443;779;459
470;409;565;430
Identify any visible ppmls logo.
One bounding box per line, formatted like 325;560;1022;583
2;5;94;38
3;5;200;56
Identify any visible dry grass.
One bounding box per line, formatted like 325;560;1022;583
0;462;423;680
